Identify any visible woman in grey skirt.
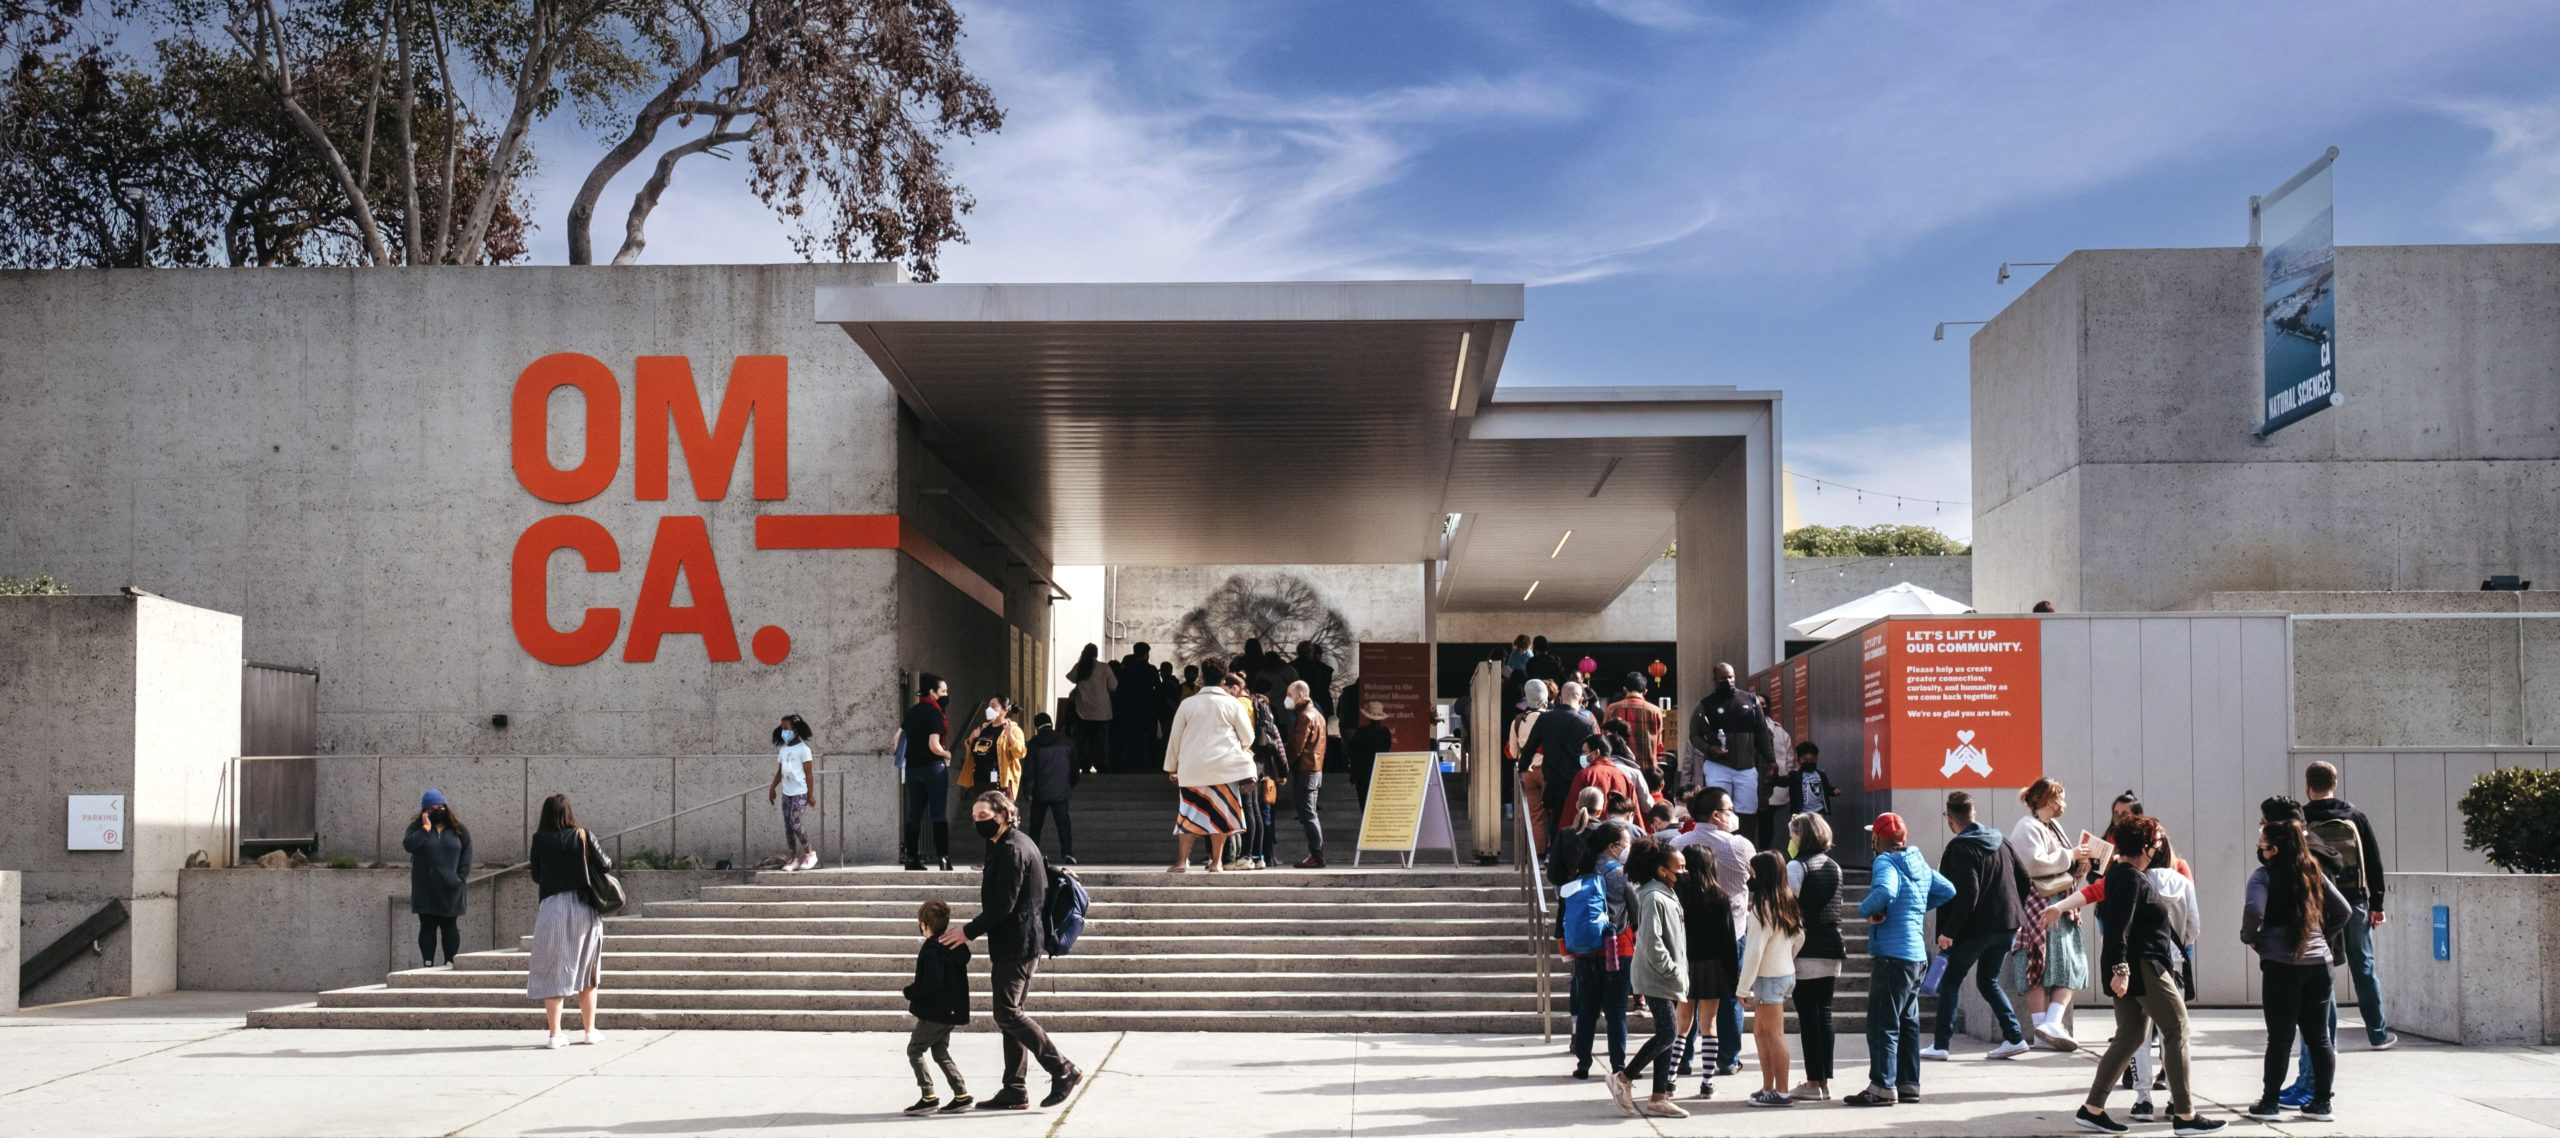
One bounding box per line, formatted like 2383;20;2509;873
528;793;606;1048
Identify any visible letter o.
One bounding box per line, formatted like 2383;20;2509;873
512;353;620;503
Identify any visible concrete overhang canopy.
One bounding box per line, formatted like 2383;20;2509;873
817;281;1521;567
819;281;1779;621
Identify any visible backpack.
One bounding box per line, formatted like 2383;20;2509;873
2309;816;2366;895
1559;873;1611;955
1042;866;1090;957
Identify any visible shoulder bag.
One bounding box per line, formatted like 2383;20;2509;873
578;828;626;914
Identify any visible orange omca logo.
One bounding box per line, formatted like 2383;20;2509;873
510;353;887;668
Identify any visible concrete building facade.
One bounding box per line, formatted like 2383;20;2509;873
1971;244;2560;614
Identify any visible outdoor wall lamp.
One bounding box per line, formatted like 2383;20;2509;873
1997;261;2057;284
1933;321;1988;341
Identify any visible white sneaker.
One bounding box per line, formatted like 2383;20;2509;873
798;852;818;870
1639;1097;1689;1118
1605;1072;1638;1117
1986;1039;2033;1060
2035;1018;2078;1051
543;1035;568;1050
1920;1047;1951;1061
581;1029;605;1045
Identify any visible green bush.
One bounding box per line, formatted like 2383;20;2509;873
1783;524;1967;558
622;846;703;871
2459;766;2560;874
0;574;70;595
326;854;361;869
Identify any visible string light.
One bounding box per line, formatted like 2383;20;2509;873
1786;468;1968;511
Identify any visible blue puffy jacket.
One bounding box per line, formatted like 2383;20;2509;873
1858;847;1955;963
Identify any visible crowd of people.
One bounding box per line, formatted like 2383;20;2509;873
1538;750;2401;1133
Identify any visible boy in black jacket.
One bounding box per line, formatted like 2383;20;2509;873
903;900;973;1115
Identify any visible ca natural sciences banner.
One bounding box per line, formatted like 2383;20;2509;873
1861;618;2044;791
2258;152;2338;436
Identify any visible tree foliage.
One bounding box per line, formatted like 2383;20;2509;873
0;573;71;594
2459;765;2560;875
1782;523;1968;558
1;0;998;270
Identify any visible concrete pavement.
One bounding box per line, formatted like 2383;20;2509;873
4;992;2558;1137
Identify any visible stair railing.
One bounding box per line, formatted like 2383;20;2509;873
1515;775;1554;1042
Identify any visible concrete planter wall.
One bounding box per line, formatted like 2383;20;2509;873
2383;872;2560;1045
177;867;753;994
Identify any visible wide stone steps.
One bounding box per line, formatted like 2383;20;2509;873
250;864;1545;1032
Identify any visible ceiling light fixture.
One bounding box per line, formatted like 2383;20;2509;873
1523;580;1541;602
1446;331;1472;411
1550;530;1573;559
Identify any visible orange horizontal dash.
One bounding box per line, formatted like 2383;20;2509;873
755;514;901;550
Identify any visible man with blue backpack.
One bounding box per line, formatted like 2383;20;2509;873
939;790;1081;1111
1561;823;1637;1080
1845;811;1955;1108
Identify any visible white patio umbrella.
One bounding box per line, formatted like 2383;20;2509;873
1788;581;1974;640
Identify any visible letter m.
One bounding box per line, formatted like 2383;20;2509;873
636;356;788;501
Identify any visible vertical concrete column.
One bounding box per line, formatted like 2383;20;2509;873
1674;405;1783;716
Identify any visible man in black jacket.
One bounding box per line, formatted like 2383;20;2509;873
1022;714;1077;865
1524;681;1599;841
939;790;1080;1109
1928;791;2032;1060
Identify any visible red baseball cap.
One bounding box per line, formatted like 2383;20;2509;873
1866;812;1907;843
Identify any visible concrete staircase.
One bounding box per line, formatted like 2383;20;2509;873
1019;769;1490;867
249;865;1542;1032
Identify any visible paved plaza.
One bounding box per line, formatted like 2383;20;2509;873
3;992;2555;1137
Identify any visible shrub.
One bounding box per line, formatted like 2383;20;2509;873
2459;766;2560;874
326;855;361;869
622;846;676;870
0;574;70;595
1783;524;1967;558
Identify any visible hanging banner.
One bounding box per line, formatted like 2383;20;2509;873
2255;148;2339;437
1863;618;2045;790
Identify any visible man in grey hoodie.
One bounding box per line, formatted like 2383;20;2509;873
1926;791;2032;1060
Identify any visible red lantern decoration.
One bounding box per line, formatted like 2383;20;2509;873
1578;656;1598;676
1646;659;1667;680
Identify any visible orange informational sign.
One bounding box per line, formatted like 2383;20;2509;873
1788;657;1811;742
1862;618;2044;790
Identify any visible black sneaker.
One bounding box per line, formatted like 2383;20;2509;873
2370;1031;2398;1051
2298;1101;2334;1122
2173;1115;2228;1136
1041;1066;1083;1108
903;1096;940;1116
2246;1099;2284;1121
980;1089;1030;1111
1897;1085;1920;1104
2074;1105;2129;1134
2129;1101;2157;1123
938;857;953;871
901;861;926;872
1843;1087;1896;1107
937;1095;975;1115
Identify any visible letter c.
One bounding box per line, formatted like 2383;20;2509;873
512;516;621;665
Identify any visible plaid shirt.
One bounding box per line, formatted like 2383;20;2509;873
1603;697;1664;764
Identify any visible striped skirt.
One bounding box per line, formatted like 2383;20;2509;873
1173;782;1246;836
525;891;604;1000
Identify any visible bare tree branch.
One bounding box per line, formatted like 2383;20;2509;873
563;35;746;263
392;0;422;256
609;123;748;264
231;0;392;263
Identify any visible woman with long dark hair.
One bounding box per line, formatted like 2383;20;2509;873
527;793;607;1048
1738;850;1805;1108
1605;838;1690;1120
1067;643;1115;775
1785;812;1844;1100
1669;845;1737;1099
2073;814;2223;1135
2242;820;2350;1124
403;788;471;968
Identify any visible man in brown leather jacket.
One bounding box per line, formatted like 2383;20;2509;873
1284;679;1331;868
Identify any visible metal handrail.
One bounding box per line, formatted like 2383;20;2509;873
1516;775;1553;1043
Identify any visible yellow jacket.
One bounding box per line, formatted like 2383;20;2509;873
958;719;1025;796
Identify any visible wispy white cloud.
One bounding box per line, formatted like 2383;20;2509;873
2441;98;2560;238
1786;425;1973;542
1568;0;1727;33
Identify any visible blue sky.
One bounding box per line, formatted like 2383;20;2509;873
521;1;2560;541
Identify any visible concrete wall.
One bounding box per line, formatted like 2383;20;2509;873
0;594;241;1003
1103;563;1425;681
1;871;18;1011
1437;559;1673;644
2382;872;2560;1045
2179;595;2560;749
0;265;907;757
1972;245;2560;614
177;866;752;992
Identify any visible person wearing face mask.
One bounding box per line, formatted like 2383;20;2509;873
1527;681;1602;847
959;698;1026;808
1784;812;1844;1100
1670;786;1753;1080
766;715;820;871
900;675;955;871
939;791;1080;1110
1687;664;1774;851
1281;680;1330;868
403;788;472;968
